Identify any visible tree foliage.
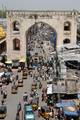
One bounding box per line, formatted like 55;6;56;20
0;10;6;18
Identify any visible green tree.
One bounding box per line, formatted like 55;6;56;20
0;10;6;18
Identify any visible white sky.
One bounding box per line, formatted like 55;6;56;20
0;0;80;10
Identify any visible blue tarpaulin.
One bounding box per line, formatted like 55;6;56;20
64;107;78;116
55;100;79;117
55;100;75;108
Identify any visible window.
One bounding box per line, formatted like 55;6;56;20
64;21;71;31
77;27;80;45
12;21;20;31
13;38;20;50
61;83;64;86
63;39;70;44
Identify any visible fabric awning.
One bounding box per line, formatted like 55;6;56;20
5;60;12;64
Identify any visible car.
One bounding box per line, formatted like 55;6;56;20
24;104;33;111
24;104;35;120
24;111;35;120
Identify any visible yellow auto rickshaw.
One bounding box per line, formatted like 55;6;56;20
22;69;27;79
40;106;52;119
11;84;18;94
18;79;23;87
32;98;39;111
0;105;7;119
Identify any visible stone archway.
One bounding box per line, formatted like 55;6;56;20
25;22;57;66
26;22;57;49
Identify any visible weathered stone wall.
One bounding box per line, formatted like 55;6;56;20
6;10;78;61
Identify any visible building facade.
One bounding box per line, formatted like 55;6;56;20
6;10;80;61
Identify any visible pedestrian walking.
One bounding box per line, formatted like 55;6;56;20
1;99;4;105
16;75;19;80
42;93;44;101
39;81;42;89
52;108;54;118
17;102;21;113
15;112;19;120
23;92;28;102
38;107;41;117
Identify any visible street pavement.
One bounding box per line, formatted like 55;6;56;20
0;70;54;120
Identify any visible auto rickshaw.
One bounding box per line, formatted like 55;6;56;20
32;98;39;111
11;84;18;94
0;105;7;119
22;69;27;79
18;79;23;87
40;106;52;119
31;82;37;91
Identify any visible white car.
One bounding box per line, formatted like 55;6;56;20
24;104;35;120
25;111;35;120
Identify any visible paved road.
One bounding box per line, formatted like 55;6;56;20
0;70;52;120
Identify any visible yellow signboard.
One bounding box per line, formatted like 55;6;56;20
0;25;6;40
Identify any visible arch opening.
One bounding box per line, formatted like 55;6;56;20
13;38;20;50
77;24;80;45
0;41;6;54
12;21;20;31
25;22;57;66
63;38;70;44
64;21;71;31
26;22;57;50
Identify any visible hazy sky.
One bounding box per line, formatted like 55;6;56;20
0;0;80;10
